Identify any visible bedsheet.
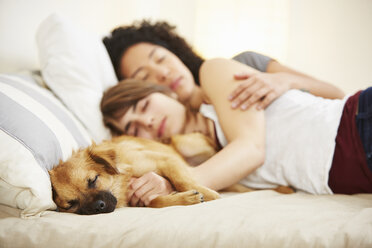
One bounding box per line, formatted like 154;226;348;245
1;191;371;248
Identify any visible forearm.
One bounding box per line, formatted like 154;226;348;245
190;139;265;191
284;72;345;99
267;61;345;99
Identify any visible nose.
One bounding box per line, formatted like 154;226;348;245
134;114;157;139
94;200;106;213
136;113;154;128
153;65;169;84
145;116;154;128
77;191;117;215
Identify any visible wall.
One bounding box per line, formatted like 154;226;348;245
192;0;290;61
287;0;372;93
0;0;371;93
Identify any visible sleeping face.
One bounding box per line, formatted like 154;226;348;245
117;92;187;141
119;42;196;103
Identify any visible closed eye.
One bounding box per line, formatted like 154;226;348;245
157;56;165;63
142;73;149;80
142;100;149;112
87;175;99;189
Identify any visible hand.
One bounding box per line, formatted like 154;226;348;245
229;72;291;110
127;172;174;207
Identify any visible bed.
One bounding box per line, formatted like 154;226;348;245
0;13;371;248
1;192;372;248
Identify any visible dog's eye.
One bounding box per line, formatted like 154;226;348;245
88;175;99;189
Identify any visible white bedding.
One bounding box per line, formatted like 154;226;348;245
1;191;371;248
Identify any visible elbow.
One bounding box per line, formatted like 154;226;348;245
239;138;265;172
255;143;265;170
249;133;266;170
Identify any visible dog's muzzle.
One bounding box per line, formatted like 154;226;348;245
77;191;117;215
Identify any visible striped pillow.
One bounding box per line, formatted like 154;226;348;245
0;74;91;218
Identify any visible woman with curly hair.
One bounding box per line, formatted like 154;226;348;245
103;20;344;110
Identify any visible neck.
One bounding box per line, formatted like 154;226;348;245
188;86;204;110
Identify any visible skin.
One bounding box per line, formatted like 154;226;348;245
120;42;204;110
191;58;265;191
117;93;186;141
230;61;346;110
120;42;345;113
118;43;346;206
117;92;215;142
118;92;216;207
120;60;266;207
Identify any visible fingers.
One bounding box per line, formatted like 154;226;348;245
140;190;161;206
228;79;255;104
230;79;262;109
127;172;174;207
126;178;136;202
233;72;251;80
127;177;151;207
229;74;278;110
257;91;277;110
230;72;290;110
240;86;271;110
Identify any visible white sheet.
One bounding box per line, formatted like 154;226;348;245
1;191;371;248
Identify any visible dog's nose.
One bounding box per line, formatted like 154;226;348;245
94;200;106;212
77;191;117;215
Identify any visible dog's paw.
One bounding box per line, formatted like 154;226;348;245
178;190;205;205
148;190;205;207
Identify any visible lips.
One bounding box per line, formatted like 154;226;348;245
157;117;167;138
170;76;182;91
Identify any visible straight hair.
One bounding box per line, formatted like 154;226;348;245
101;79;175;136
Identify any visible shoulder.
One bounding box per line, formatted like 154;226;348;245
199;58;264;141
232;51;272;72
199;58;258;92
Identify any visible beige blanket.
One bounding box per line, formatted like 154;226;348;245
1;191;371;248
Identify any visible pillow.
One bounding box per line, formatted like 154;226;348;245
36;13;118;143
0;74;91;218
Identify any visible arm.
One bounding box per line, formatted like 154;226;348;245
191;58;266;191
128;59;265;203
229;52;345;110
266;60;345;99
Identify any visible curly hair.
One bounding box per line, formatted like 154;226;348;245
103;20;204;85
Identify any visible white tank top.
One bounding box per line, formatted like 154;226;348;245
200;90;348;194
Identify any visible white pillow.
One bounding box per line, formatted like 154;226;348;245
36;13;118;143
0;74;91;218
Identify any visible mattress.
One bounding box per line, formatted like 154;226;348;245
1;191;371;248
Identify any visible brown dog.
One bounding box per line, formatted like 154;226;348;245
49;133;221;215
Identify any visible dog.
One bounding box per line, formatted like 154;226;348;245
49;133;294;215
49;133;222;215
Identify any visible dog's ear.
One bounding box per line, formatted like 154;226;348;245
87;146;119;175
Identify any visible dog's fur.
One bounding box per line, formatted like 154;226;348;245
49;133;294;215
49;133;221;215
